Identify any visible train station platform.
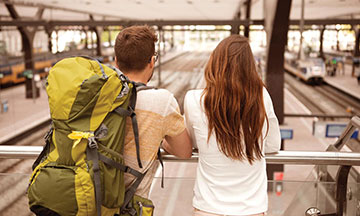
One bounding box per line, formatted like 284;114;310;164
0;84;49;144
0;48;186;144
324;63;360;100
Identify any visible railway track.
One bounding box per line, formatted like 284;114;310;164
285;72;360;117
0;51;210;215
285;71;360;153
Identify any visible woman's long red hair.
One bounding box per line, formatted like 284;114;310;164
203;35;268;164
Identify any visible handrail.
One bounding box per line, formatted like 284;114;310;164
2;145;360;167
284;113;353;119
333;116;360;150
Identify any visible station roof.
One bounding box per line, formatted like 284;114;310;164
1;0;360;24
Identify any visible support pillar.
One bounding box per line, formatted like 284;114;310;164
90;30;94;54
352;26;360;76
45;26;54;53
84;29;88;49
162;30;166;55
5;3;44;70
244;0;252;38
298;0;305;60
89;15;102;57
354;27;360;57
94;28;102;56
107;27;112;47
5;3;44;99
319;25;326;60
170;28;174;49
264;0;292;124
230;23;240;35
336;29;340;51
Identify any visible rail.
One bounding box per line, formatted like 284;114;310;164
284;113;354;119
1;146;360;167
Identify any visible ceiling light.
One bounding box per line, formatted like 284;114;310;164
136;0;141;4
187;0;193;4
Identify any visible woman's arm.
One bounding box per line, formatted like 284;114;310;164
264;115;281;153
263;88;281;153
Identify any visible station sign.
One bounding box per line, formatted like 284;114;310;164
325;123;358;138
313;121;359;139
280;129;293;140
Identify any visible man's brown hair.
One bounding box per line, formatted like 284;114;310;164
115;25;158;72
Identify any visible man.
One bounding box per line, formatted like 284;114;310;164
114;25;192;198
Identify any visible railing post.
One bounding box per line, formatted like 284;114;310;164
335;165;351;216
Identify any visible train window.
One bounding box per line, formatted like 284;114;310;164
17;73;25;79
300;67;307;74
0;69;12;76
36;68;44;73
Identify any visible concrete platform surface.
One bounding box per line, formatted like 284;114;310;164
324;63;360;100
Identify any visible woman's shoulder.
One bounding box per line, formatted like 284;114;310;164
184;89;204;115
185;89;203;103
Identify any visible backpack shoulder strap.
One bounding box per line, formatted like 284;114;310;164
113;82;158;169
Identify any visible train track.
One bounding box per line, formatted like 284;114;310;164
0;51;210;215
285;72;360;117
285;71;360;153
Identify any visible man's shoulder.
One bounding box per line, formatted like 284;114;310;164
138;88;174;100
136;88;177;114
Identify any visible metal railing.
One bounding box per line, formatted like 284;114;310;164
1;146;360;167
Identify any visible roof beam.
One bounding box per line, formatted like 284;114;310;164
0;19;359;27
0;0;127;20
244;0;252;38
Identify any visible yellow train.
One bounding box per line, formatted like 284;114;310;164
0;58;56;86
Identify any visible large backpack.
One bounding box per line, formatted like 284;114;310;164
27;56;155;216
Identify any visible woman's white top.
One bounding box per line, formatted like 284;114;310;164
184;88;281;216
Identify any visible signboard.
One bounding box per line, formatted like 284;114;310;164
280;129;293;140
325;123;359;138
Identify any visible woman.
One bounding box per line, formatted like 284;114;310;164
184;35;281;216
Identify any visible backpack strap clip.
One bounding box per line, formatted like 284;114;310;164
88;136;98;149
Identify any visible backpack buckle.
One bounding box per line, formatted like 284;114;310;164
88;136;98;149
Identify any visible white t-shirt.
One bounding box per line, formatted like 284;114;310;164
184;88;281;216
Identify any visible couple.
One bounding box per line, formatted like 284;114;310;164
117;25;281;216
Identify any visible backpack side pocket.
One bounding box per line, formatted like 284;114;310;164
28;164;96;216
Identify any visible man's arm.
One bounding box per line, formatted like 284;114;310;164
162;129;192;159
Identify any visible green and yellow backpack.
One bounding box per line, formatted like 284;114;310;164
27;56;154;216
